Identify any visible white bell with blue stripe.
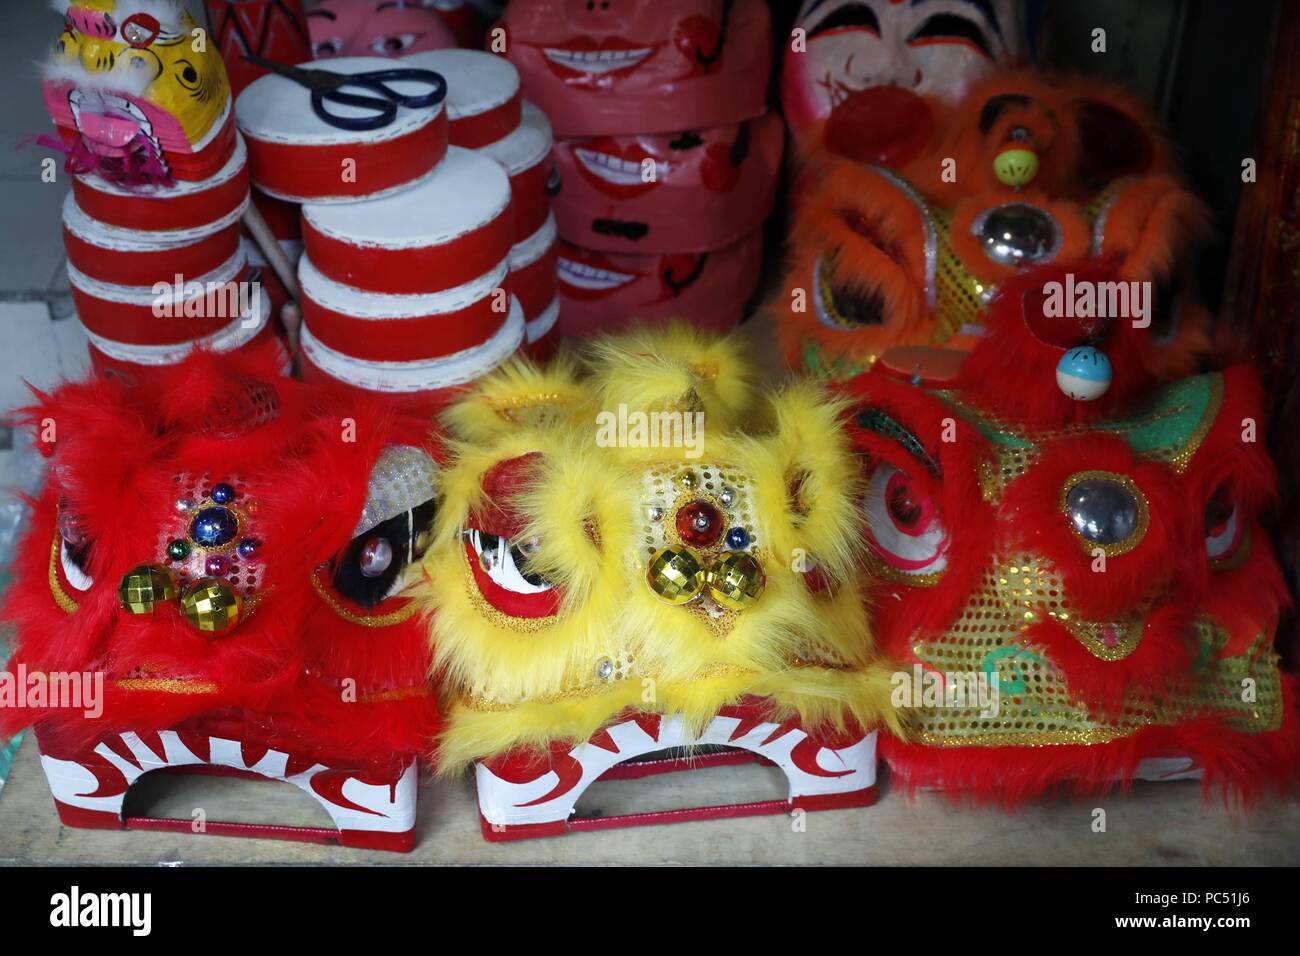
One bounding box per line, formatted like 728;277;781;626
1056;347;1112;401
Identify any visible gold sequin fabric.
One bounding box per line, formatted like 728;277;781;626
907;555;1283;746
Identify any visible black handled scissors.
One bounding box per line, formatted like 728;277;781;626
244;56;446;133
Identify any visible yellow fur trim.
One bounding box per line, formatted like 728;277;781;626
439;352;590;443
422;324;888;768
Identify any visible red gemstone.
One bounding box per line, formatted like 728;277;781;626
676;500;723;547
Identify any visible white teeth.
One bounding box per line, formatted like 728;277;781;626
543;47;652;73
557;257;635;290
60;542;94;592
573;148;669;185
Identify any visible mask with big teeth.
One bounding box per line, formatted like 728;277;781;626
43;0;233;184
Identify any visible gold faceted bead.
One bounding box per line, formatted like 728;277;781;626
646;545;705;605
179;577;243;633
675;469;697;489
118;564;178;614
706;551;766;610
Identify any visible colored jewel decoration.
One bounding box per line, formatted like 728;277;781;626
595;657;614;680
719;486;737;507
1056;347;1112;401
359;536;394;578
975;203;1058;267
204;553;229;576
675;469;697;489
174;497;194;514
1063;476;1143;549
706;552;766;610
118;564;178;614
190;506;238;548
646;545;705;605
179;577;243;633
211;482;236;504
676;499;723;547
236;538;260;559
643;502;665;522
167;539;191;561
725;526;750;550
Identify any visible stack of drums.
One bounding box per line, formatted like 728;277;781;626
406;49;560;357
51;120;267;381
237;56;524;406
499;0;781;337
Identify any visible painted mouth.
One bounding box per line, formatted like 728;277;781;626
572;140;670;198
68;88;161;161
534;37;661;81
557;249;640;300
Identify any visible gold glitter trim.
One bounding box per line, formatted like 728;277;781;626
113;678;219;695
1064;617;1145;661
862;543;944;587
310;568;419;628
48;537;80;614
1170;372;1224;473
459;551;559;633
1059;470;1150;557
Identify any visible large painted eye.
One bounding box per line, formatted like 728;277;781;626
332;499;436;607
313;38;343;58
56;506;94;592
1204;484;1242;562
864;463;947;579
464;529;559;618
371;33;421;55
807;3;881;38
907;14;994;57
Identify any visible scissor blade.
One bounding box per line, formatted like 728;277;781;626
243;55;341;92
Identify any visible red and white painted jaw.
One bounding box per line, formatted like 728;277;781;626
476;707;878;840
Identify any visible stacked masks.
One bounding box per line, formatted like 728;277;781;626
43;0;269;382
499;0;783;338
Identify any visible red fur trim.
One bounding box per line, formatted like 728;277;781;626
955;260;1163;427
1;342;440;762
882;676;1300;806
838;371;997;654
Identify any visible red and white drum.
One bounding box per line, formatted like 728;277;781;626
68;241;254;346
300;146;512;294
62;194;242;287
236;56;448;203
297;253;510;362
69;134;250;233
509;213;557;324
553;111;784;254
86;287;276;384
556;230;762;338
403;49;521;149
499;0;772;137
300;293;525;396
524;296;560;359
249;187;303;264
476;102;555;244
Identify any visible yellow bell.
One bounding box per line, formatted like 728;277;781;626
706;552;766;610
646;545;705;605
993;145;1039;188
179;577;243;633
118;564;178;614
